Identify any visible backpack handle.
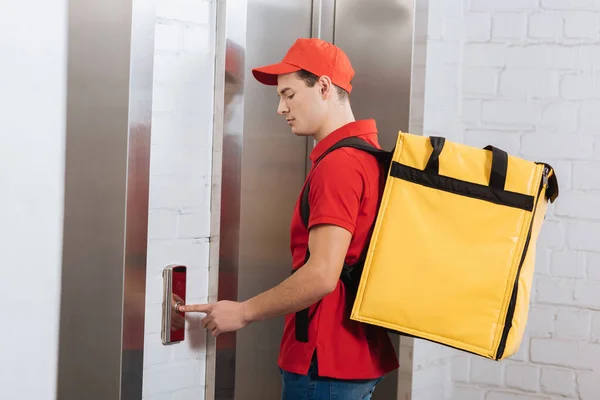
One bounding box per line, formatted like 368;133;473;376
425;136;508;191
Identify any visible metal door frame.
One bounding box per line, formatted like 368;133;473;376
57;0;156;398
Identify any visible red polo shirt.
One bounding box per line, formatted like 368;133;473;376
278;119;399;379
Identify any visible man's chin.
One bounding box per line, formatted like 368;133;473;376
290;127;310;137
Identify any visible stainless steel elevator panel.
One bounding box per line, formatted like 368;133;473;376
214;0;313;399
213;1;247;399
235;1;313;399
122;0;155;398
334;0;416;151
57;0;154;398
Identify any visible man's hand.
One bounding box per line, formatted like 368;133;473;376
181;225;351;335
179;301;249;337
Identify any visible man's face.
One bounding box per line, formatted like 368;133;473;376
276;72;326;137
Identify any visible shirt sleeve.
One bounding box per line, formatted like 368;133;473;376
306;150;367;235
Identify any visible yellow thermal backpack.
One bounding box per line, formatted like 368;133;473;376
296;131;559;360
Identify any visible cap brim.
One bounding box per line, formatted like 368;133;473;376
251;62;301;86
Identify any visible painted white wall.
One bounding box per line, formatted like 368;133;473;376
416;1;600;399
142;0;216;398
0;1;68;399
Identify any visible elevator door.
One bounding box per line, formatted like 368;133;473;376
216;0;417;399
228;1;314;400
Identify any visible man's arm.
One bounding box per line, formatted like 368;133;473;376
179;152;364;336
178;223;352;336
242;223;351;323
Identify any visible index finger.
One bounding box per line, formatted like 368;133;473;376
178;303;213;313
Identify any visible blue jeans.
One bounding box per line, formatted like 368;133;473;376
280;356;383;400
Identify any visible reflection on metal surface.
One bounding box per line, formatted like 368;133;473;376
57;0;154;398
121;0;156;398
214;1;247;399
206;1;229;400
162;265;187;344
236;1;313;399
334;0;416;151
214;1;312;399
311;0;335;44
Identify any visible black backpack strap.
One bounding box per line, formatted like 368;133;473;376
300;137;391;229
294;137;392;343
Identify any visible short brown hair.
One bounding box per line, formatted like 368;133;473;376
296;70;349;102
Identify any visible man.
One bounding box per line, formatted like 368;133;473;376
180;38;399;398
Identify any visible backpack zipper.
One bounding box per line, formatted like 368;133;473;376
495;166;548;359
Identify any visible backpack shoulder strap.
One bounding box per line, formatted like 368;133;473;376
313;137;391;165
300;137;392;229
294;137;392;343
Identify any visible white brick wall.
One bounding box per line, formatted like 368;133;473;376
142;0;216;398
417;0;600;399
0;1;68;399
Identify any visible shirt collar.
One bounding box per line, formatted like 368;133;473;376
309;119;378;164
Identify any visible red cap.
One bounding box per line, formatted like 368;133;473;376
252;38;355;93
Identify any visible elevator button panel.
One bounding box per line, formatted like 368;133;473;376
161;264;187;345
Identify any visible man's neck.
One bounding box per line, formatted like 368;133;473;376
314;104;356;142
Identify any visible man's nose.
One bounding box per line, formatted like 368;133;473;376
277;98;288;115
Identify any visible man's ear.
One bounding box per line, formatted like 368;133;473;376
318;75;333;99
